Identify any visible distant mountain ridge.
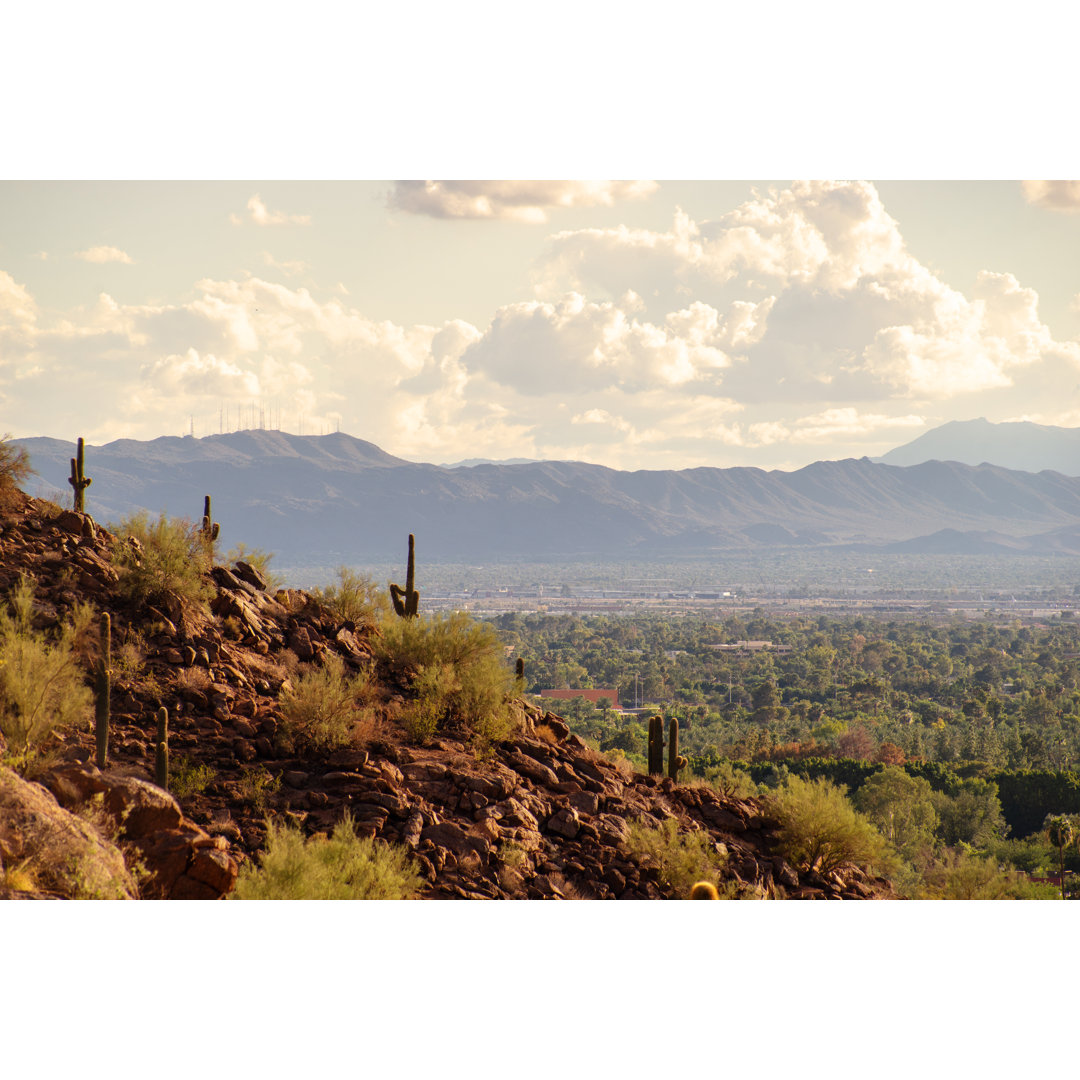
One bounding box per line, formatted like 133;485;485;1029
16;430;1080;565
876;418;1080;475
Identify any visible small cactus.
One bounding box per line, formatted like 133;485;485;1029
689;881;719;899
647;715;664;776
668;716;687;781
201;494;220;545
95;611;111;768
155;707;169;790
68;436;92;513
389;533;419;618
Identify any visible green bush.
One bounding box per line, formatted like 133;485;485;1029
169;755;216;799
918;848;1059;899
765;775;890;876
278;654;374;752
625;817;732;898
375;611;517;748
311;566;390;626
111;512;214;608
233;813;423;899
0;578;94;757
0;434;32;509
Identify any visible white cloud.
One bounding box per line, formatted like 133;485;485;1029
538;180;1080;406
1021;180;1080;213
231;194;310;227
262;252;310;276
460;293;743;395
75;245;133;264
389;180;658;222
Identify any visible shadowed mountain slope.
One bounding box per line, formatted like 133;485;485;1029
17;432;1080;563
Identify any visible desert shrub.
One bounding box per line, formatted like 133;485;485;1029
111;512;214;608
0;434;32;509
237;766;281;811
765;775;890;875
917;848;1059;899
233;813;423;899
375;611;516;748
278;654;375;752
169;755;216;799
703;761;759;800
311;566;389;626
625;817;732;898
0;578;93;757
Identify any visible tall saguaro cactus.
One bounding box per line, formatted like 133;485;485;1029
668;716;687;781
68;436;92;513
647;714;664;776
201;494;220;545
155;707;169;790
389;533;419;618
95;611;111;768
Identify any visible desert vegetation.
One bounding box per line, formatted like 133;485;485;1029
233;813;423;899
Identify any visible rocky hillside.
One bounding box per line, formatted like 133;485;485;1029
0;490;895;900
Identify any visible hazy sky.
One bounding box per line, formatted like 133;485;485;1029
3;178;1080;470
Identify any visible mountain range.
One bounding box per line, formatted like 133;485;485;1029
15;427;1080;565
876;417;1080;474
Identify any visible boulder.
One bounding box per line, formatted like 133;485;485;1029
0;766;136;899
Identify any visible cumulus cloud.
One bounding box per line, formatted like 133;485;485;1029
1022;180;1080;213
389;180;658;222
75;245;133;264
230;194;310;227
460;293;748;395
538;180;1080;406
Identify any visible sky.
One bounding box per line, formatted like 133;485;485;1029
4;178;1080;471
3;4;1080;475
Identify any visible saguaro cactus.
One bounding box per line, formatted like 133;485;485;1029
95;611;111;768
689;881;719;899
201;494;220;545
647;715;664;776
668;716;687;781
68;436;92;513
155;707;169;790
389;533;419;618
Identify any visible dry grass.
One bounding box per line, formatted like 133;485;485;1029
174;667;212;693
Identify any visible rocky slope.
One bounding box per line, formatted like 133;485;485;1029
0;490;895;900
